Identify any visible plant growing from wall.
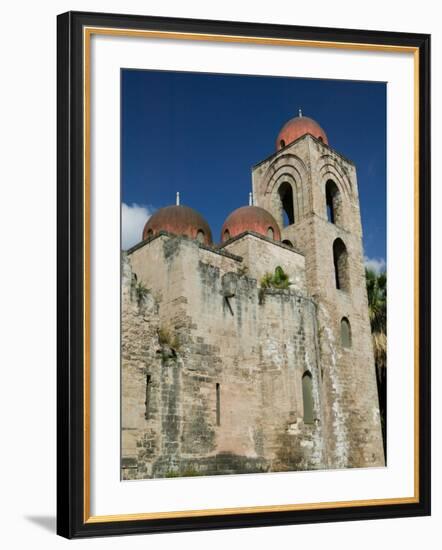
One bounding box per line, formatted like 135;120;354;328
134;281;150;305
273;266;290;289
260;266;291;290
259;266;291;303
260;272;273;289
158;326;180;358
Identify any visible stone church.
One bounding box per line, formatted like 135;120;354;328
121;112;385;480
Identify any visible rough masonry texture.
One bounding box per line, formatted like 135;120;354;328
122;116;385;479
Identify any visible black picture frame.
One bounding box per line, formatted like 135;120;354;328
57;10;431;539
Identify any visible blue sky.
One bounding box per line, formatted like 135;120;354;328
121;69;386;271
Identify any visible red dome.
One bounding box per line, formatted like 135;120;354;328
221;206;281;242
276;115;328;150
143;205;212;245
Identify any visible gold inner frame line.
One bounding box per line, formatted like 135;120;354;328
82;26;420;524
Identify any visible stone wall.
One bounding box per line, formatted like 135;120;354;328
122;234;324;478
121;255;162;479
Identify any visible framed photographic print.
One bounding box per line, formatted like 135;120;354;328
57;11;431;538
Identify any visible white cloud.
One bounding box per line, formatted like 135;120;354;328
121;203;153;250
364;256;386;274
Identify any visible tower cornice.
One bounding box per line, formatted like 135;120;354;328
252;133;355;171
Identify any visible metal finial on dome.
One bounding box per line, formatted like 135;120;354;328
176;192;180;206
249;192;253;206
298;108;303;117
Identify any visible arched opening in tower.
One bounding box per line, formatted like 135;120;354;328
333;238;349;291
340;317;352;348
278;181;295;226
325;180;342;225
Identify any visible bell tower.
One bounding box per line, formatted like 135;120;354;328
252;113;384;468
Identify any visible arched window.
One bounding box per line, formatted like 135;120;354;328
147;228;153;238
318;136;324;143
196;230;205;243
145;374;152;420
267;227;274;239
280;139;286;148
341;317;352;348
278;181;295;226
333;238;349;291
282;239;294;248
216;383;221;426
223;229;230;242
302;371;314;424
325;180;342;225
